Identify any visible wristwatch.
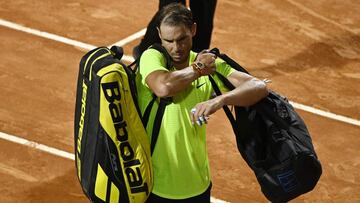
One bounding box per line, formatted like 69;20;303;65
192;61;206;76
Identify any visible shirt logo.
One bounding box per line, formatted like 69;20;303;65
196;83;206;89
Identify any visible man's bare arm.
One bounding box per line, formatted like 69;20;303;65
190;71;268;123
221;71;269;107
145;52;216;97
145;67;198;97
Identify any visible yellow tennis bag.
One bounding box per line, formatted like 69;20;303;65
74;46;152;203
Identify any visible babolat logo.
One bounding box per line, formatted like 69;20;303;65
101;81;149;195
76;80;87;179
77;81;87;154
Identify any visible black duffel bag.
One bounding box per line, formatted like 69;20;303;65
209;48;322;202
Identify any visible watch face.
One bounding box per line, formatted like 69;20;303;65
196;62;204;69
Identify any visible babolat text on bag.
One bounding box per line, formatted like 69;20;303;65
74;46;153;203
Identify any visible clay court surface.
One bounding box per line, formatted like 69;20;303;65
0;0;359;202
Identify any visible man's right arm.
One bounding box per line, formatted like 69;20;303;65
142;50;216;98
145;68;198;98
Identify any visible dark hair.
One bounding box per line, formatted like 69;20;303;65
157;3;194;29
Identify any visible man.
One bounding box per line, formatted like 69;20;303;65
136;3;268;202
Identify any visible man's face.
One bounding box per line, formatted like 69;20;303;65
158;23;196;64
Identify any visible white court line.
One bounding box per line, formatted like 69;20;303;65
0;132;229;203
211;197;230;203
285;0;358;35
0;131;75;160
121;55;135;63
0;19;96;51
0;18;134;62
290;101;360;126
110;28;146;47
0;18;359;126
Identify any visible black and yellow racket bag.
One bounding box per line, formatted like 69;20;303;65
74;46;152;203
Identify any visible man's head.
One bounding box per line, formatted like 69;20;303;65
157;3;196;64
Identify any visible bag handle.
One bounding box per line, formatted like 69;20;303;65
208;75;239;136
210;48;300;142
210;48;249;74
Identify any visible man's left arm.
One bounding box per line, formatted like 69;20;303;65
190;71;268;122
222;71;269;107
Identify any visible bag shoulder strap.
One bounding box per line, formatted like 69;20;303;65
140;44;173;155
210;48;296;135
150;97;172;154
208;75;239;136
210;48;249;74
208;48;246;135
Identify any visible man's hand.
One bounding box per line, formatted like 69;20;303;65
190;96;225;126
194;50;217;76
